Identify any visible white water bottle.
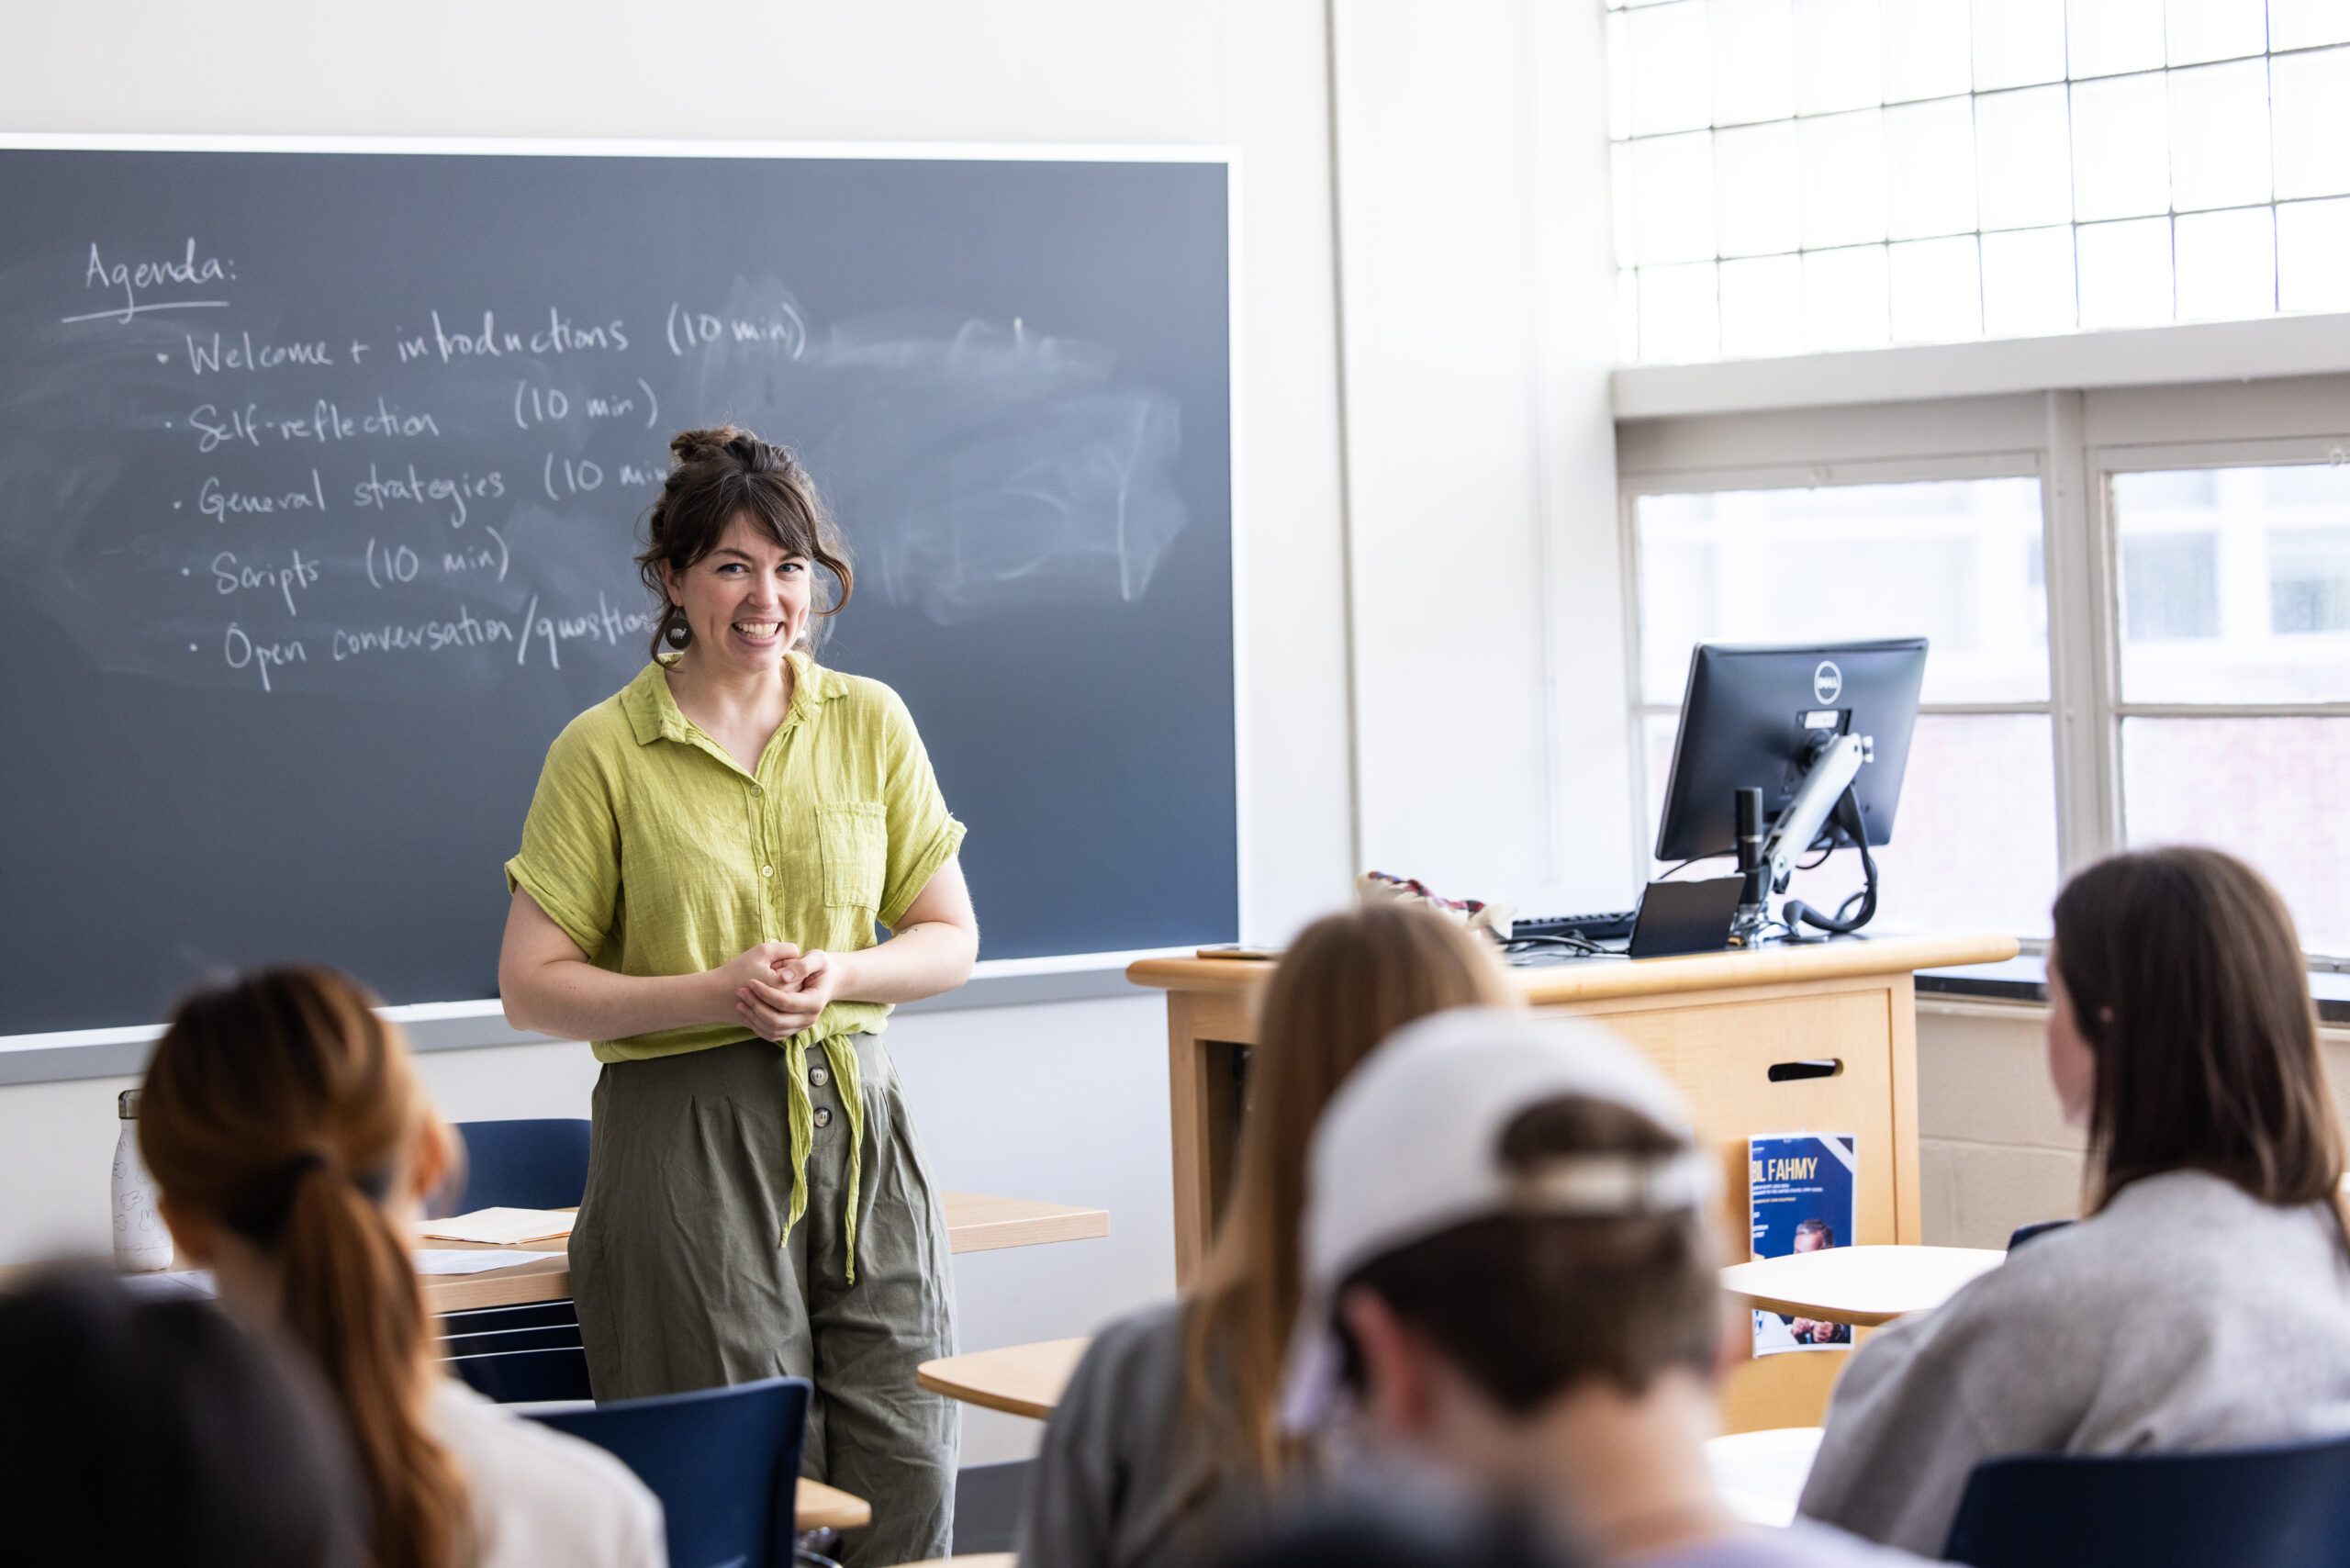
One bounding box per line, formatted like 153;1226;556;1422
112;1090;173;1272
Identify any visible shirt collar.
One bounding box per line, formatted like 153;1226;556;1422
621;650;844;748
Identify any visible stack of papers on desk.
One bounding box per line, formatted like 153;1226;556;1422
413;1249;548;1274
418;1207;576;1246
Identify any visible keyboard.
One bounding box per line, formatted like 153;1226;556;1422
1511;909;1639;942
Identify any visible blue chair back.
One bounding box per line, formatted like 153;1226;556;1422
531;1377;811;1568
1944;1434;2350;1568
438;1118;592;1215
2004;1219;2072;1252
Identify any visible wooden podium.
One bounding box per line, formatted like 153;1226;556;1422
1126;933;2016;1432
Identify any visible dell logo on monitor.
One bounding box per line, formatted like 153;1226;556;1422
1813;660;1843;704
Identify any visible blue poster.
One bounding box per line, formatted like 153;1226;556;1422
1749;1132;1858;1357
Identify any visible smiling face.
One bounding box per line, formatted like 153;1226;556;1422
658;511;813;677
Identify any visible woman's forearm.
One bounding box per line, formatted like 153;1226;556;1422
504;958;724;1043
835;920;979;1005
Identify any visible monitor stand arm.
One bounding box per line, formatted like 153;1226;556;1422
1765;733;1870;896
1730;733;1874;942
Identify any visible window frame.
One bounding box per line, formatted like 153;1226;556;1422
1616;379;2350;958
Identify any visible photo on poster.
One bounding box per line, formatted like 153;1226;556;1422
1749;1132;1858;1356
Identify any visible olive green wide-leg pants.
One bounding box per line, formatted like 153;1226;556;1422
572;1035;959;1568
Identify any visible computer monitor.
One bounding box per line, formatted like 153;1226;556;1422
1652;638;1928;865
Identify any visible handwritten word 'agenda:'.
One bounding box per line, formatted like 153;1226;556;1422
67;240;232;326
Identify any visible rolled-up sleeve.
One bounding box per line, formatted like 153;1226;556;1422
503;720;623;960
874;687;966;931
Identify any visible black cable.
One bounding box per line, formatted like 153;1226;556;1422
1502;934;1612;957
1653;852;1733;881
1782;787;1879;936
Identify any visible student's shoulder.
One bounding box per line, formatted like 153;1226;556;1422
429;1383;664;1567
1069;1300;1188;1392
1641;1520;1936;1568
1053;1299;1192;1434
1981;1169;2326;1302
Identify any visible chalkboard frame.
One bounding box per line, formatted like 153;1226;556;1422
0;133;1248;1053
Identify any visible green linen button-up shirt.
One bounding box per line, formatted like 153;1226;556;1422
504;650;966;1272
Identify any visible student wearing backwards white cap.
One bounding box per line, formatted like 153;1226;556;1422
1281;1007;1927;1568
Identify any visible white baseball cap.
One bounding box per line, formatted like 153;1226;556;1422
1282;1005;1714;1428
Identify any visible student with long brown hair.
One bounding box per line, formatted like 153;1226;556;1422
140;966;665;1568
1800;846;2350;1555
1017;902;1516;1568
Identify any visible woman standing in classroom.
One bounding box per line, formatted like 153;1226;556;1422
499;427;979;1568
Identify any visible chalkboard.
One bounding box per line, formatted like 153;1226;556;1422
0;144;1237;1036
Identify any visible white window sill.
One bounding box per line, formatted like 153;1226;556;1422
1614;312;2350;421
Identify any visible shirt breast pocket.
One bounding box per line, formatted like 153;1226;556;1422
818;801;888;912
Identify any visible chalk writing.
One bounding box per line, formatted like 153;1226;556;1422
223;622;306;692
666;298;805;358
443;527;511;581
542;454;603;499
198;470;327;522
211;549;320;617
351;464;503;528
64;239;232;325
185;330;334;375
512;591;652;670
363;538;419;588
24;203;1195;710
187;398;440;453
331;605;515;660
415;308;629;365
512;376;660;431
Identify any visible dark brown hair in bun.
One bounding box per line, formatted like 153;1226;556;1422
635;425;853;660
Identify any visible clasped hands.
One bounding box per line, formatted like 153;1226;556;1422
715;941;845;1042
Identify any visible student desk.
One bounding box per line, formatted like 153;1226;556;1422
1127;933;2016;1433
1722;1243;2006;1327
917;1338;1091;1419
796;1478;873;1532
417;1191;1110;1313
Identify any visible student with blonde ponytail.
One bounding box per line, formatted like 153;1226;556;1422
1017;903;1516;1568
140;966;666;1568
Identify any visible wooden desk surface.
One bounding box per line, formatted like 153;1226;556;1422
1722;1244;2006;1327
1128;933;2019;1004
916;1337;1090;1419
6;1192;1110;1314
797;1476;871;1532
421;1190;1107;1312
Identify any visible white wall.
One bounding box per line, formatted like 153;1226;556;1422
1328;0;1634;918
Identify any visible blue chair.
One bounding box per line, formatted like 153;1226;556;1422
437;1300;593;1403
529;1377;812;1568
429;1118;594;1402
2005;1219;2072;1252
1943;1433;2350;1567
435;1117;593;1215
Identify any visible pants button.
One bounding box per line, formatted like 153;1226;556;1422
813;1106;834;1128
811;1066;830;1088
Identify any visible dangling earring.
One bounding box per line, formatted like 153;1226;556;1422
664;608;690;650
